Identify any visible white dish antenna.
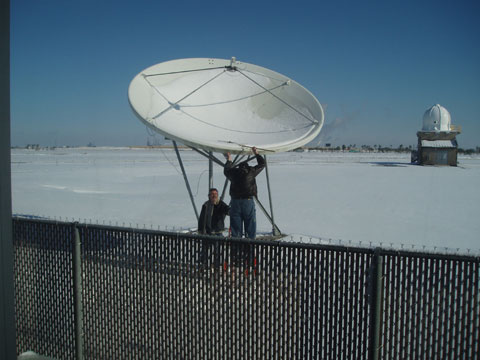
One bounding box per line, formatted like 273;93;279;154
128;58;324;154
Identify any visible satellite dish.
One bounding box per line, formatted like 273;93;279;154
128;57;324;154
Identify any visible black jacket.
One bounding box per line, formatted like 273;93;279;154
224;154;265;199
198;200;230;235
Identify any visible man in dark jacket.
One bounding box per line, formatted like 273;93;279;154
198;188;229;269
198;188;230;235
224;147;265;238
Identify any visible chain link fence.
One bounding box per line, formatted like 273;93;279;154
13;218;479;359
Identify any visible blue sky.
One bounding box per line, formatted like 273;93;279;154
10;0;480;148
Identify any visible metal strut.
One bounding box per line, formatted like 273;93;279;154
264;155;281;235
254;197;281;236
187;146;225;167
208;151;213;189
173;141;199;221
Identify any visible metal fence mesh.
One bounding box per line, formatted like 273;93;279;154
12;218;480;359
380;254;480;359
13;220;75;359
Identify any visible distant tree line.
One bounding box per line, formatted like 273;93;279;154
306;144;480;154
306;144;415;153
25;144;40;150
458;147;480;155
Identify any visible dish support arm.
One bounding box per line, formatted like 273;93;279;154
173;141;199;221
263;155;281;236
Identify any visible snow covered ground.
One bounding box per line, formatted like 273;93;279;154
11;147;480;255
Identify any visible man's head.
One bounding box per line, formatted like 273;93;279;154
208;188;219;204
239;162;250;171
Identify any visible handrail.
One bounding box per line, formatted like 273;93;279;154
450;124;462;132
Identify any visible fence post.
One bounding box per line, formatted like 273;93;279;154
0;1;16;358
73;223;84;360
369;249;383;360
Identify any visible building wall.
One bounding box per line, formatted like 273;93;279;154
417;131;459;166
420;148;457;166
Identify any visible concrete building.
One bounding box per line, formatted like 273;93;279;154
416;104;461;166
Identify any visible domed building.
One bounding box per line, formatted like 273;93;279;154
415;104;461;166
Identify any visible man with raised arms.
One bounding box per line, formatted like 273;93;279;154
224;147;265;239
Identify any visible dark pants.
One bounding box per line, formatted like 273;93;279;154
229;198;256;266
229;198;256;238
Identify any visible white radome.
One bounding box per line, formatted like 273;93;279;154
422;104;451;132
128;58;324;154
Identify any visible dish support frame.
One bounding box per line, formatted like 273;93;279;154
172;141;281;236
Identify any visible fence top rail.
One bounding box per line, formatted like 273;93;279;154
13;217;480;262
378;247;480;263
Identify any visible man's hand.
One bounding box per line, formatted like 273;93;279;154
225;152;232;161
